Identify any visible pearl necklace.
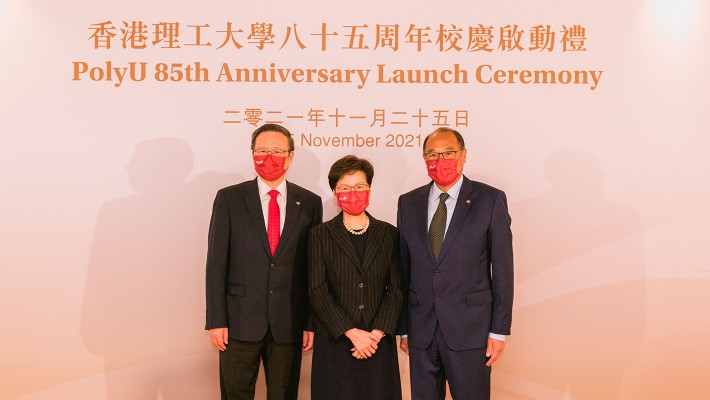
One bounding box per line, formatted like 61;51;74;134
343;216;369;235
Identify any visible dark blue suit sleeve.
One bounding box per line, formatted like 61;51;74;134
205;190;230;330
304;198;323;332
489;190;514;335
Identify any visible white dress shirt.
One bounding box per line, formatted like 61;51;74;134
257;177;286;234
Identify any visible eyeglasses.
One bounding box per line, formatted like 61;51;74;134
253;148;290;157
422;149;463;161
334;183;370;193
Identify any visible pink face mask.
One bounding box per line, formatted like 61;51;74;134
336;190;370;216
426;158;460;187
254;154;287;181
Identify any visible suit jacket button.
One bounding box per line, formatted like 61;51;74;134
358;304;364;310
434;294;440;300
434;269;440;275
269;290;274;295
358;283;364;288
270;263;275;268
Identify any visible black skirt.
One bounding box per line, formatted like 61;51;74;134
311;333;402;400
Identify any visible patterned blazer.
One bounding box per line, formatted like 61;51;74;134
308;212;404;338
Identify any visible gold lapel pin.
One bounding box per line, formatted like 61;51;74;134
466;199;471;204
295;201;301;206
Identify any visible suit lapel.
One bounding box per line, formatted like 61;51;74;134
361;214;384;273
273;182;301;258
243;179;271;257
325;213;362;273
437;177;475;263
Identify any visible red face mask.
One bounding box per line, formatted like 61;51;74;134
336;190;370;216
254;154;287;182
426;158;460;187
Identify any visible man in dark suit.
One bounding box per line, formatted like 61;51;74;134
205;123;323;400
397;127;514;399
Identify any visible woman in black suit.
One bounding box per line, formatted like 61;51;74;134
308;155;404;400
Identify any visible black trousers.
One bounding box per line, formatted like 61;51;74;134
409;324;491;400
219;329;302;400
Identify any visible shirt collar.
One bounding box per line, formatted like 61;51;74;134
428;174;463;203
257;177;287;199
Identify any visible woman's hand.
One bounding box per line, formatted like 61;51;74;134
345;328;378;359
369;329;385;342
352;329;385;359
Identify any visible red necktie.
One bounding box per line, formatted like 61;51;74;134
267;190;280;256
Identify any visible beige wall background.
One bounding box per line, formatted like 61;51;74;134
1;0;709;399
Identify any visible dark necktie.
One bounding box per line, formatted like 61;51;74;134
428;192;449;260
267;190;280;255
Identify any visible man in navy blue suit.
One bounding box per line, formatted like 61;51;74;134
397;127;514;399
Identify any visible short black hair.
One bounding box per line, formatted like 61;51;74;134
251;123;295;152
422;127;466;152
327;155;374;190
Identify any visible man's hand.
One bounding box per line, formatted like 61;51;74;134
485;337;505;367
399;337;409;355
302;331;314;352
345;328;377;358
209;328;229;351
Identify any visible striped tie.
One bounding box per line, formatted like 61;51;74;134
428;192;449;260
